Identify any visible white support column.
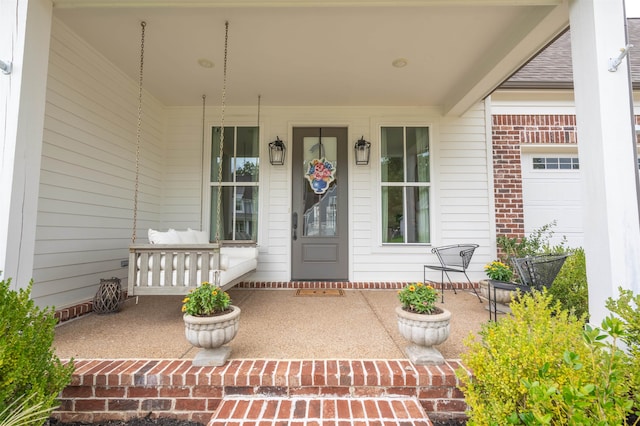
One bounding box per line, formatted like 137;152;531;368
0;0;52;289
569;0;640;324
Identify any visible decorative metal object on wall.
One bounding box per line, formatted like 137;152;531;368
305;158;336;194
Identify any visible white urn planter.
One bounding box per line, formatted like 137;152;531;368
479;279;514;304
479;279;514;316
395;306;451;365
183;305;241;366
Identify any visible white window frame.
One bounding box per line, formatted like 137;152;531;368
203;125;261;242
379;125;432;245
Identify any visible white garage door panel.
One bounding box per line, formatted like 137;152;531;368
525;206;583;242
525;181;582;203
521;153;583;248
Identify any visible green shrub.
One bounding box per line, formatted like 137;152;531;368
460;289;640;425
549;248;589;319
512;316;635;425
606;287;640;351
497;221;568;260
0;277;74;426
458;291;592;425
0;394;52;426
606;288;640;421
497;221;589;319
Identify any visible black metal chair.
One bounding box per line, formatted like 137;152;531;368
424;244;482;303
488;253;569;321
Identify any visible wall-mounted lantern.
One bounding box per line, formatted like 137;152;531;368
268;137;286;165
354;136;371;165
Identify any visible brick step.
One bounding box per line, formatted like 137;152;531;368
208;396;433;426
54;359;469;424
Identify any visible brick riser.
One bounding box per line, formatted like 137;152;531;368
208;397;435;425
54;359;470;424
54;281;479;324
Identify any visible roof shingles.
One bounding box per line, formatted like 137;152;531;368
503;18;640;88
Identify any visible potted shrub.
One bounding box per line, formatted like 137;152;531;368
479;260;515;306
396;283;451;365
182;281;240;366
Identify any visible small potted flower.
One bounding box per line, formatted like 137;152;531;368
182;281;241;366
484;260;513;282
395;283;451;365
480;260;515;305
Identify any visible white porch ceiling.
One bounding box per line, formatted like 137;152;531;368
52;0;569;115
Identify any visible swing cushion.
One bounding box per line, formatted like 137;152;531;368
143;228;257;278
148;228;180;244
148;228;209;244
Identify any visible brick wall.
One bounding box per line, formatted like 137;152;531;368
491;115;578;254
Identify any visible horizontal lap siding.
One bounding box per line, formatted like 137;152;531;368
164;106;492;282
162;108;205;229
435;105;492;278
33;19;165;309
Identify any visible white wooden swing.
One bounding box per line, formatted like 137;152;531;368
127;21;257;296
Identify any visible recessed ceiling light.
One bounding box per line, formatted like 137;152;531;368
198;58;214;68
392;58;408;68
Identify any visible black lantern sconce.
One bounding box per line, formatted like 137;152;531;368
268;137;286;165
354;136;371;165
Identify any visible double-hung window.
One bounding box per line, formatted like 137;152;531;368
381;126;431;244
210;126;259;241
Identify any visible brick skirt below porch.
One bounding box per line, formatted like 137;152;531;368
55;359;470;424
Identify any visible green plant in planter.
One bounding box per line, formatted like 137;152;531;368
484;260;514;282
182;281;232;316
0;277;74;426
397;283;439;314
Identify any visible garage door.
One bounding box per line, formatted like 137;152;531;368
521;152;584;248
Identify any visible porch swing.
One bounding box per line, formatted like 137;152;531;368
127;21;258;296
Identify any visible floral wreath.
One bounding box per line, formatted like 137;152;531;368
305;158;336;194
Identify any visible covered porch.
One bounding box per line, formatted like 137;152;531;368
52;286;487;423
3;1;640;422
53;287;486;360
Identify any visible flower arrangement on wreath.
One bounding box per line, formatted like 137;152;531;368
484;260;513;282
397;283;440;314
182;282;232;316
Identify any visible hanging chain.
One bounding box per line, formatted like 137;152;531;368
215;21;229;243
132;20;146;244
257;94;261;127
201;94;206;228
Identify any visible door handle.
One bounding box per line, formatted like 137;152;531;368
292;212;298;240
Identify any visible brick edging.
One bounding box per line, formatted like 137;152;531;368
54;359;470;424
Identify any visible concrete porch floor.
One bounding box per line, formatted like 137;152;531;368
52;288;491;423
53;288;488;360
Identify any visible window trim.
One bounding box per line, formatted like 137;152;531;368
379;125;432;245
203;124;261;243
532;156;580;170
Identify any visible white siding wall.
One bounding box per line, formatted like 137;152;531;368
32;21;494;309
163;105;493;283
33;19;165;308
